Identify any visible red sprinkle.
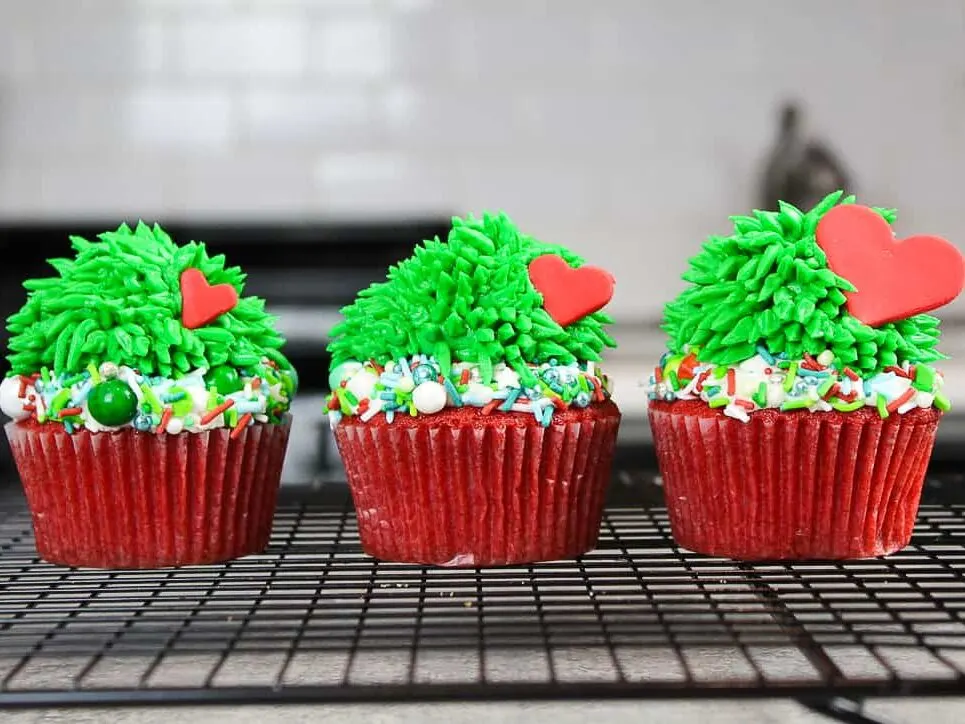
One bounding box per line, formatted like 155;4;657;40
368;359;383;375
18;376;30;398
654;366;663;384
251;377;261;389
552;397;567;410
887;388;915;414
339;379;347;388
726;369;736;396
327;395;340;410
836;389;858;403
801;353;822;371
200;399;235;426
460;368;471;385
885;365;910;378
231;413;252;439
695;369;712;392
481;400;501;415
822;383;840;401
157;407;173;434
357;398;370;414
735;399;755;411
23;404;36;412
58;407;83;418
843;367;859;381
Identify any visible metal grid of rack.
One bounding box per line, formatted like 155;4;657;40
0;473;963;720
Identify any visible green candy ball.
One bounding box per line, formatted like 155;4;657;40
209;365;243;395
87;379;139;427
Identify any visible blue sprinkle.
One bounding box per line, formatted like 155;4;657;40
443;378;462;407
386;409;395;424
64;420;74;434
531;401;543;423
379;391;397;401
161;390;186;403
234;400;262;415
647;392;657;401
500;387;521;412
863;381;872;397
756;345;775;365
540;405;554;427
798;368;829;378
399;357;412;376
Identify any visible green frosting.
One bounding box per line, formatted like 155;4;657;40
6;222;291;377
328;212;616;384
662;191;943;375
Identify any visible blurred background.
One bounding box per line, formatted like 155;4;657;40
1;0;964;481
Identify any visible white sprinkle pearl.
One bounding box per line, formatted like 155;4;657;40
0;376;30;421
412;381;447;414
817;350;835;367
166;417;184;434
396;375;415;393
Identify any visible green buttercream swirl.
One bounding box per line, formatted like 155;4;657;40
662;191;943;375
5;222;291;378
328;212;616;385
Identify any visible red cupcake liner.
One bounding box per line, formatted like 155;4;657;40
648;400;941;560
5;419;291;569
334;401;621;566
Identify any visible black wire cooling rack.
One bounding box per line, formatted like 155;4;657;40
0;471;963;723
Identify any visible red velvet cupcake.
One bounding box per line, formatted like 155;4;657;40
1;223;296;569
326;212;621;566
649;192;963;560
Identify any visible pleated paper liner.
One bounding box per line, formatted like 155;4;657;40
335;401;621;566
5;418;291;569
648;400;941;560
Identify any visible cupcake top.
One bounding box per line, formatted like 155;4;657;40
651;191;965;422
1;222;296;434
326;212;616;425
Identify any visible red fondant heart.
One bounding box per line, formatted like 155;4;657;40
180;268;239;330
816;204;965;327
528;254;615;327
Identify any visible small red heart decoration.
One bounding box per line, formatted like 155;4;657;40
180;268;239;330
816;204;965;327
528;254;615;327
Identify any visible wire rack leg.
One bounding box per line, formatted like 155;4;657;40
799;696;895;724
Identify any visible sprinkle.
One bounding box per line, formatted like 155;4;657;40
231;413;253;439
540;405;554;427
335;389;353;415
87;363;101;384
327;395;340;410
17;376;29;398
653;366;663;383
57;407;83;418
782;362;798;392
62;372;86;388
386;409;396;424
913;364;936;392
776;360;793;369
578;375;590;393
798;368;829;379
843;367;860;381
667;370;679;391
709;396;729;409
694;369;712;392
140;383;163;412
328;410;342;427
735;398;755;411
481;399;501;415
704;385;721;397
831;399;865;412
876;393;889;419
459;368;471;385
756;345;775;364
368;359;384;375
887;388;915;414
935;393;951;412
157;407;173;434
161;390;186;403
885;365;910;379
400;358;412;376
817;379;835;399
713;366;728;379
780;398;811;411
801;353;822;371
443;378;463;407
64;420;74;434
408;400;417;416
752;383;767;408
360;399;383;422
500;388;521;412
726;368;736;396
201;399;235;425
357;398;370;414
40;367;50;385
835;389;858;403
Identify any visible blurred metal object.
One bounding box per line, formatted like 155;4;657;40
761;102;851;212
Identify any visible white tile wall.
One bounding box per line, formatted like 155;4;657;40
0;0;964;320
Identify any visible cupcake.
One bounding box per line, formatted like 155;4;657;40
1;222;297;569
326;212;621;566
648;192;965;560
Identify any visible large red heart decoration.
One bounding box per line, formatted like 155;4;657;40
816;204;965;327
528;254;615;327
180;268;239;330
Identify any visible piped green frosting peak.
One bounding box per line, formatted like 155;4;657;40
662;191;943;375
6;222;290;378
328;211;616;384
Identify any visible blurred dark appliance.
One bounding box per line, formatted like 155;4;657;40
761;101;851;212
